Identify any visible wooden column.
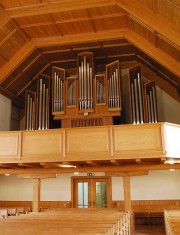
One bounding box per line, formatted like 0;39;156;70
123;175;131;212
123;175;135;232
18;174;57;213
33;178;41;212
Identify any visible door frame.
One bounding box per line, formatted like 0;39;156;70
71;176;112;208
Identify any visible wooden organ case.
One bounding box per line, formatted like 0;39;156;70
25;54;159;130
53;52;122;128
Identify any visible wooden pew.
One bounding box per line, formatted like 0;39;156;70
164;209;180;235
0;208;130;235
0;209;8;219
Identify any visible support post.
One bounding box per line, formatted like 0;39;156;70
123;175;135;232
33;178;41;212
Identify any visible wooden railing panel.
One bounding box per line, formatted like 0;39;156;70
0;132;20;160
21;130;64;161
112;123;164;158
164;123;180;158
65;126;111;159
0;123;179;163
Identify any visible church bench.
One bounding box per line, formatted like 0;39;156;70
0;209;8;219
164;209;180;235
0;209;130;235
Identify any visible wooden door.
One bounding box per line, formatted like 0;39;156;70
72;176;111;208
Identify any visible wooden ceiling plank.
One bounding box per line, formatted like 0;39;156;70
5;0;117;18
125;30;180;78
0;28;17;46
6;53;42;89
117;0;180;47
16;63;50;96
0;41;35;83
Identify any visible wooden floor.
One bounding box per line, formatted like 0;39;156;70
132;225;165;235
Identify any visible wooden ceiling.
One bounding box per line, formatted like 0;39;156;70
0;0;179;108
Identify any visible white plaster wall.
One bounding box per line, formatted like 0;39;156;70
0;175;33;201
0;94;11;131
131;170;180;200
0;171;179;201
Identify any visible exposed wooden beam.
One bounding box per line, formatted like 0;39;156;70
125;30;180;78
33;29;127;48
110;159;121;166
117;0;180;47
18;163;41;168
0;85;24;108
5;0;116;18
0;41;35;83
135;159;142;165
106;171;148;176
141;64;180;103
86;161;100;166
0;163;180;175
17;174;57;179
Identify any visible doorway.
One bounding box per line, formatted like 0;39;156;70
72;176;112;208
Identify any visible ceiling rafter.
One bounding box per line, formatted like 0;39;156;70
117;0;180;47
4;0;117;18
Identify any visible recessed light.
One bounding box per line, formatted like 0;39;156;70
5;174;10;176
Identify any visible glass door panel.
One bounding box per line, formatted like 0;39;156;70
95;181;107;208
77;182;89;208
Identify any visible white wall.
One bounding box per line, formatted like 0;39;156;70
0;94;11;131
0;170;179;201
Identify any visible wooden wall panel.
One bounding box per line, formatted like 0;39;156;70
164;123;180;158
112;123;163;158
65;126;111;159
21;130;64;161
0;132;20;160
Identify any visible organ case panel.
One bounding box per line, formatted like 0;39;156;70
25;90;37;130
144;81;158;123
37;74;50;130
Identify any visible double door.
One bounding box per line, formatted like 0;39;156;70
72;177;111;208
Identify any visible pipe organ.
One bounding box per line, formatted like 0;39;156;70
129;66;144;124
25;90;36;130
106;61;121;110
25;52;159;129
144;81;158;123
52;67;65;113
122;65;158;124
37;74;50;130
78;52;94;112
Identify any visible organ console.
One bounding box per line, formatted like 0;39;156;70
25;52;158;129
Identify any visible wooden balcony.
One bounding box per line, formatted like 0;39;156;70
0;122;180;173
